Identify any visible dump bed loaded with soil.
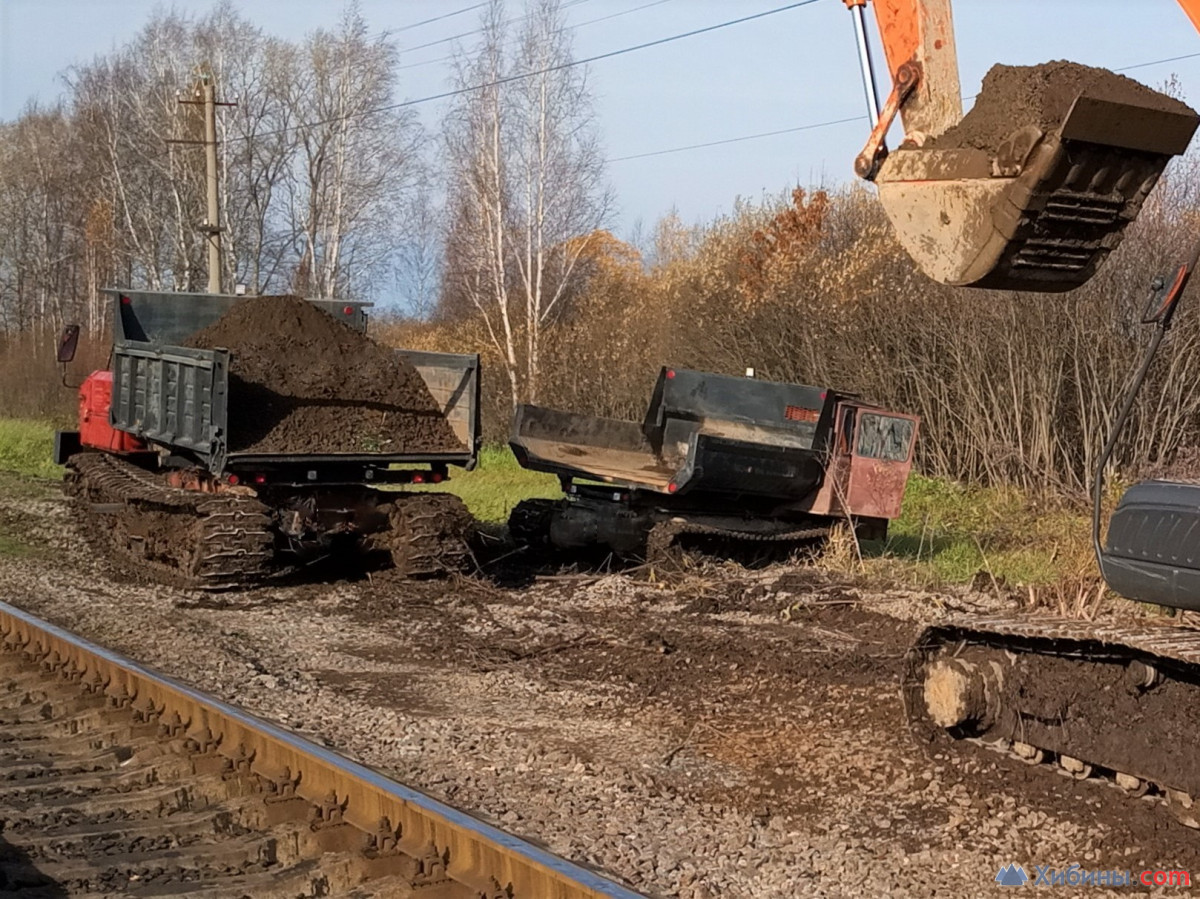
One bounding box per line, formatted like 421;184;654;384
61;289;481;588
183;296;463;456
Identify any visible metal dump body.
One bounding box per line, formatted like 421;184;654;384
104;289;479;474
512;367;837;498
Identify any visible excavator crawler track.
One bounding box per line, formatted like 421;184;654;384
66;452;274;590
904;613;1200;826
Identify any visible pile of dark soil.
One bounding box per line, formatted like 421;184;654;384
184;296;463;455
930;60;1195;152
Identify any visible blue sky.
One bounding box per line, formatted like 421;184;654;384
2;0;1198;237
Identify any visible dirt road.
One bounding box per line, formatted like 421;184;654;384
1;481;1196;897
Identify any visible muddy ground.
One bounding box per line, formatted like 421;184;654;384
1;482;1198;897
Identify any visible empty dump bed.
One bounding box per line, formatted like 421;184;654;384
512;405;676;489
512;367;837;497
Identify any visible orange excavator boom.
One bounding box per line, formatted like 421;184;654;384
1178;0;1200;33
845;0;1200;292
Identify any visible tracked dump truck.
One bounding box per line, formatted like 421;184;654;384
507;367;919;558
54;290;480;588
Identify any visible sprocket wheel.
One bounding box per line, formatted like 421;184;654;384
507;498;558;549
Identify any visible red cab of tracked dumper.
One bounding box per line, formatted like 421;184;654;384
508;367;919;557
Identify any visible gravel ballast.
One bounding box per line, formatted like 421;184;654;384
4;486;1199;898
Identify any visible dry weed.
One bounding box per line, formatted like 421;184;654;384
814;523;862;576
1025;574;1107;621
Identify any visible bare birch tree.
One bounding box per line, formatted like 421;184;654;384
287;5;423;299
443;1;520;405
442;0;610;409
509;0;610;401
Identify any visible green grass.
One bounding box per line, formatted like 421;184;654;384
0;419;63;480
419;445;560;523
861;473;1089;588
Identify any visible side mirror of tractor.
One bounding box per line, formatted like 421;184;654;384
57;324;80;363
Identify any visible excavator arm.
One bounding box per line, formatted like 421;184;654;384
844;0;960;179
846;0;1200;292
1180;0;1200;33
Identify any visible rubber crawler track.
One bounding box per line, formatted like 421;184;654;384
385;493;473;577
646;520;829;563
0;600;644;898
66;453;274;590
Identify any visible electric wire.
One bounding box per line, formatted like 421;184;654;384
609;49;1200;164
241;0;821;141
396;0;594;56
397;0;680;71
388;3;489;34
610;115;865;162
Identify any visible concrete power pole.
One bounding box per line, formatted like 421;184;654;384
202;78;221;294
175;72;236;294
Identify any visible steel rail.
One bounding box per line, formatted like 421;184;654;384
0;599;646;899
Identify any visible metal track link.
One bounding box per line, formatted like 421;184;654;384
67;452;275;590
904;612;1200;827
647;519;829;561
0;601;642;898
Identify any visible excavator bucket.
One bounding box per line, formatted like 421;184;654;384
876;94;1200;292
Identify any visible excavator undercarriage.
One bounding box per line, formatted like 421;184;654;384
906;615;1200;826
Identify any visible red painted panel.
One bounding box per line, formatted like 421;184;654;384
79;371;145;454
845;455;911;520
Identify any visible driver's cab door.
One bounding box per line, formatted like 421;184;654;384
831;401;919;520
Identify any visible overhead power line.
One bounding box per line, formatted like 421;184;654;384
610;115;866;162
610;49;1200;165
398;0;594;56
1116;50;1200;72
390;3;489;34
398;0;679;72
247;0;822;141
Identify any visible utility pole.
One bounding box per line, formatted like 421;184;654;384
174;72;237;294
202;78;220;294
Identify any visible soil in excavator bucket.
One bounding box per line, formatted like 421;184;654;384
878;61;1200;292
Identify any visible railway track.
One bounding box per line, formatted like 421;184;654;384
0;600;644;898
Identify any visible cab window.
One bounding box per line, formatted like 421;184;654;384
856;413;914;462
